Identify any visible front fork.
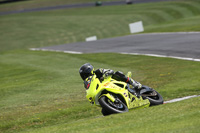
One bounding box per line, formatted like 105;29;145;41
100;93;116;103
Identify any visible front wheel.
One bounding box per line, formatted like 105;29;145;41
99;95;128;115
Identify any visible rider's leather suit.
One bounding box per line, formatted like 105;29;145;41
84;68;142;90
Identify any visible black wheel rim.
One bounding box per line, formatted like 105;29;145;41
106;98;124;110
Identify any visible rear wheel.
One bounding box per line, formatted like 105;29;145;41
99;95;128;115
142;89;163;106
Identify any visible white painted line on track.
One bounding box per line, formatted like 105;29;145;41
164;95;200;104
29;48;83;54
30;49;200;62
120;52;200;62
63;51;83;54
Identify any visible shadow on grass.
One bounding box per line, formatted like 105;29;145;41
0;0;29;4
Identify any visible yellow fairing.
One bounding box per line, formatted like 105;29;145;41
86;74;150;109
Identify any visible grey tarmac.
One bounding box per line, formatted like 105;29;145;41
34;32;200;60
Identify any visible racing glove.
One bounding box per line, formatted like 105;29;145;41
102;69;114;78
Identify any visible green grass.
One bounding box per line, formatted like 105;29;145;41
0;0;200;132
0;50;200;132
19;97;200;133
1;0;200;52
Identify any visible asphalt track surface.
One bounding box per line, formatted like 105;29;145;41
33;32;200;60
0;0;173;15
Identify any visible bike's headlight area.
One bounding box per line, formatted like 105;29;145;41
89;97;93;100
89;97;93;102
86;96;94;104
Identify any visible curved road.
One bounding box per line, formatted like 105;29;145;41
0;0;173;15
33;32;200;61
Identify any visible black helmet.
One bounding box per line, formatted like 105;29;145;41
79;63;94;80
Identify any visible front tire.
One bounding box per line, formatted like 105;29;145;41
99;96;128;115
101;108;111;116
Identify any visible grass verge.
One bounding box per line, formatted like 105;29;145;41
0;50;199;132
18;97;200;133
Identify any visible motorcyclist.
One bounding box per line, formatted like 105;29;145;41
79;63;142;91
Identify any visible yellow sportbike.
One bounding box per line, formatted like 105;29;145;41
86;72;163;116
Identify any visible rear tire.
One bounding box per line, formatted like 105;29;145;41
99;96;128;115
142;90;163;106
